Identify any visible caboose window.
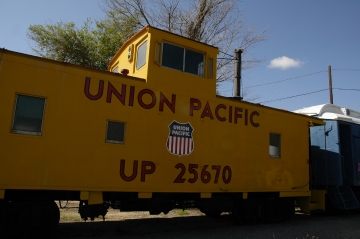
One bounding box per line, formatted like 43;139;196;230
162;42;204;77
162;43;184;71
12;94;46;136
106;121;126;144
136;40;147;70
269;133;281;158
112;66;118;73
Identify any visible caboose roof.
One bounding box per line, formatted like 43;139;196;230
294;104;360;124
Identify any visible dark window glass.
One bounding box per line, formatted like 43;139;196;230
12;95;45;135
136;40;147;70
185;49;204;76
106;121;126;144
162;43;184;71
162;42;204;77
269;133;281;158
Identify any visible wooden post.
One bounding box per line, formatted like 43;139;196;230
328;65;333;104
233;49;243;99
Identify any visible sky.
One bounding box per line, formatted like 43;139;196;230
0;0;359;112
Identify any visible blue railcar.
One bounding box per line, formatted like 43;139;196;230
295;104;360;210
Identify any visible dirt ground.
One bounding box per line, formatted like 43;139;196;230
57;201;205;223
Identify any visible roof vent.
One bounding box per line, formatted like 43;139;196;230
341;108;350;116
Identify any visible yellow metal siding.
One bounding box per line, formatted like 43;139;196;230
0;28;324;198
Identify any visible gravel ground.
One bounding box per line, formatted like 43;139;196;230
53;201;360;239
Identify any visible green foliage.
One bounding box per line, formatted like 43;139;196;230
27;11;137;70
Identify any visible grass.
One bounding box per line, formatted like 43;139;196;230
60;214;83;222
177;209;189;216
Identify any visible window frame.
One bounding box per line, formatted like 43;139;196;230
11;94;46;136
112;65;119;73
207;57;214;78
269;133;281;158
136;40;148;70
161;42;205;77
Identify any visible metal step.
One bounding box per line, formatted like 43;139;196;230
327;186;359;210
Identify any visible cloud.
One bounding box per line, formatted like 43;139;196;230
267;56;304;70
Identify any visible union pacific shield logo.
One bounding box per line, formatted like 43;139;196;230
166;121;194;156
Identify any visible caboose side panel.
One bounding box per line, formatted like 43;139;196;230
0;50;319;195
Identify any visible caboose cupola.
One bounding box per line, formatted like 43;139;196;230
108;26;219;98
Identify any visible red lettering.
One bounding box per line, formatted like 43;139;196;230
120;159;138;182
212;165;221;183
159;92;176;113
245;109;248;125
141;161;156;182
200;102;214;119
106;82;126;105
190;98;202;116
229;106;233;123
174;163;232;184
84;77;104;100
234;107;243;124
222;166;232;184
188;164;198;183
250;111;260;127
201;165;211;183
215;104;227;122
138;89;156;109
174;163;186;183
129;86;135;106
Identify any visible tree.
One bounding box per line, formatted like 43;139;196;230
105;0;269;100
27;11;136;70
27;0;268;100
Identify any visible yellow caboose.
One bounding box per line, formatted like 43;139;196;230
0;26;323;237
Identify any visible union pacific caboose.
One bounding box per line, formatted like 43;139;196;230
0;26;324;238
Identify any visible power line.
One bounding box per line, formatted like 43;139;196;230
218;68;360;98
333;88;360;92
258;88;360;104
218;70;329;93
333;68;360;72
219;50;237;60
244;70;327;89
242;69;360;89
258;89;328;104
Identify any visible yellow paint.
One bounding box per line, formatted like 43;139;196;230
280;191;311;197
294;190;326;213
138;192;152;198
296;196;311;214
88;191;103;205
0;26;324;199
0;190;4;199
310;190;326;211
80;191;89;201
242;192;248;199
200;193;212;198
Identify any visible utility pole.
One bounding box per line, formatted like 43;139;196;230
233;49;243;99
328;65;333;104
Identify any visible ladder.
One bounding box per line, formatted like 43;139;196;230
327;185;359;210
